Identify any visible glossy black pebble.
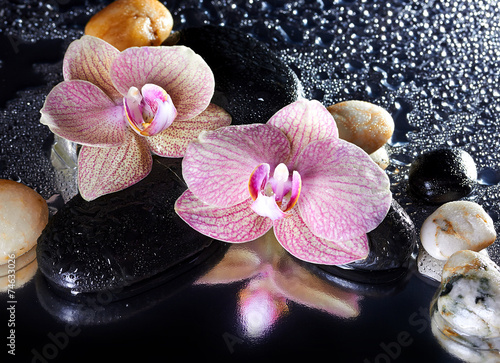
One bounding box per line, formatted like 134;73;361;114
318;199;418;284
408;148;477;204
171;25;302;125
37;157;222;294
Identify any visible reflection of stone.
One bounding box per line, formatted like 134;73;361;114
0;246;37;292
50;135;78;202
196;231;362;338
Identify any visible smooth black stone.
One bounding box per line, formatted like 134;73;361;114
171;25;302;125
36;240;227;325
408;148;477;204
318;199;418;284
37;157;223;294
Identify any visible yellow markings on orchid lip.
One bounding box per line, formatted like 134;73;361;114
248;163;270;201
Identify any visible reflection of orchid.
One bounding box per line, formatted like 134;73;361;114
176;99;391;265
40;35;231;200
197;232;362;338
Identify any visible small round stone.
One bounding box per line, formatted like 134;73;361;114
408;148;477;204
85;0;173;51
370;146;390;169
420;201;496;261
0;180;48;264
327;100;394;155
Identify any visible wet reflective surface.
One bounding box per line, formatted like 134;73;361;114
1;0;500;361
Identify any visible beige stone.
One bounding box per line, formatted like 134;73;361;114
85;0;174;51
0;180;48;264
327;100;394;154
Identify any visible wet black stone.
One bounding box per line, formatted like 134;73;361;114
408;148;477;204
37;157;225;294
171;25;302;125
317;199;418;284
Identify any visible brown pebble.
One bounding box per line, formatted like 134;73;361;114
0;180;48;264
85;0;174;51
327;100;394;154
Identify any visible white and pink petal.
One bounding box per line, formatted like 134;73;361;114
110;45;214;121
146;103;231;158
182;123;290;208
62;35;122;103
77;131;153;201
296;137;391;242
273;208;369;265
40;80;127;147
175;190;273;243
267;99;339;167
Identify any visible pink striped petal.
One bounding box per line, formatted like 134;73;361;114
77;131;153;201
110;46;214;121
175;190;273;242
146;103;231;157
63;35;122;103
182;124;290;207
267;99;339;167
296;138;391;242
273;208;369;265
40;80;127;147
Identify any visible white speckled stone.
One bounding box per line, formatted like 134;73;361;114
420;201;496;261
431;250;500;351
327;100;394;155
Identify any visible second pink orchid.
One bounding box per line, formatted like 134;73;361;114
40;35;231;201
175;99;392;265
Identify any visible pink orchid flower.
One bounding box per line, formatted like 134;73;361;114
40;35;231;201
175;99;392;265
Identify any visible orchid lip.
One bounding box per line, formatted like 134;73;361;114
249;163;302;220
124;84;177;137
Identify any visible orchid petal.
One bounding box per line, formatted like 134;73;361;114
146;103;231;158
110;46;214;121
77;131;152;201
248;163;270;201
40;80;127;147
175;190;273;242
267;99;339;167
296;137;391;242
273;208;369;265
251;193;287;221
62;35;122;103
182;123;290;207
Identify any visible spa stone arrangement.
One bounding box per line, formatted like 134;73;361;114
1;0;500;362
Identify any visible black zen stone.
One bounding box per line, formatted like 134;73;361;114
37;157;225;295
408;148;477;204
317;199;418;284
171;25;302;125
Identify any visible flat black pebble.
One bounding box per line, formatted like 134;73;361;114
317;199;418;284
408;148;477;204
37;157;224;294
171;25;302;125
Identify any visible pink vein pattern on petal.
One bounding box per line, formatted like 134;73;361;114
296;138;391;242
62;35;122;103
175;190;273;243
182;124;290;208
267;99;339;167
146;103;231;158
77;131;153;201
40;80;127;147
273;208;369;265
110;46;214;121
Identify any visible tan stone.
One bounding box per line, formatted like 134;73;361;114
327;100;394;154
85;0;174;51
